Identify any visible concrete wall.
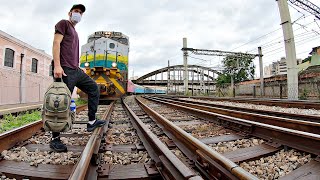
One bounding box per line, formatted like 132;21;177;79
0;30;53;105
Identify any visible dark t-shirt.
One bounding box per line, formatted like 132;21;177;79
55;20;79;69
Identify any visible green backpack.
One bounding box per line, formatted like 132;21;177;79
42;81;72;132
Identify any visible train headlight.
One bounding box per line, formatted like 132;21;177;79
85;62;90;67
112;62;117;68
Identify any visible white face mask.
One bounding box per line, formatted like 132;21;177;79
71;12;82;24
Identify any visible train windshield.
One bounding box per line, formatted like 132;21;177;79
87;31;129;45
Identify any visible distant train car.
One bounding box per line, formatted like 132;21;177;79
127;79;135;93
78;31;129;100
127;80;166;94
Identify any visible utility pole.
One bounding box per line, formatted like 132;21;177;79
277;0;299;100
258;47;264;97
167;60;170;94
19;53;24;103
183;38;189;95
231;73;235;97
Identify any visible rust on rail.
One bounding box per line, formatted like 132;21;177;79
122;99;202;180
0;105;88;152
144;96;320;156
160;95;320;110
69;102;114;180
136;96;258;180
147;96;320;134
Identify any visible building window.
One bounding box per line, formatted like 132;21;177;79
109;43;115;49
31;58;38;73
4;48;15;67
49;64;53;76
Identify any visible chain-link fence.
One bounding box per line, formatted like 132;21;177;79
212;78;320;100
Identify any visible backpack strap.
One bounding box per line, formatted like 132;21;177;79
54;77;64;82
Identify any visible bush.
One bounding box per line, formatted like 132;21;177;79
299;88;309;100
0;111;41;133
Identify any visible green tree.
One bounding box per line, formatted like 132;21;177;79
217;74;231;85
217;54;255;85
302;56;311;63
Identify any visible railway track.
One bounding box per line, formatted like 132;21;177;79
0;96;319;179
140;95;320;179
143;96;320;135
97;98;202;179
0;104;109;179
174;97;320;123
161;95;320;110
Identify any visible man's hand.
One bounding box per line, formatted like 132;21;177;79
54;66;67;78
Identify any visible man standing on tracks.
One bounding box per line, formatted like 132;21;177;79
51;4;106;152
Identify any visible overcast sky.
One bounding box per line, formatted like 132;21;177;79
1;0;319;78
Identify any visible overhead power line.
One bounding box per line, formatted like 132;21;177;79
246;19;318;53
263;34;320;58
188;56;209;62
231;13;314;52
229;28;282;51
288;0;320;20
182;48;260;59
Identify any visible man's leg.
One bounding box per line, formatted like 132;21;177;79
50;66;76;152
75;68;106;131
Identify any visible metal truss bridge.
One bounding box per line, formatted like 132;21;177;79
132;65;220;93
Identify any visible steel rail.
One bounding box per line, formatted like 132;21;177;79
143;96;320;156
136;96;258;180
166;96;320;123
69;102;114;180
158;95;320;110
0;120;42;152
122;99;202;180
0;104;88;152
146;96;320;135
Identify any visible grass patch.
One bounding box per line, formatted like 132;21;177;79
0;111;41;133
75;98;87;106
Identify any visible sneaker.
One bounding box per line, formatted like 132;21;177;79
50;137;67;152
87;119;107;132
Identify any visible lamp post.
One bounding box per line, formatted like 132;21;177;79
20;53;24;103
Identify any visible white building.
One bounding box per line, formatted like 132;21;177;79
264;57;302;77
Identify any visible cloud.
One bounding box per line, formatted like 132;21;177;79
1;0;319;78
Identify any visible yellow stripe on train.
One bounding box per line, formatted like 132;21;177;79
80;54;128;64
109;78;125;94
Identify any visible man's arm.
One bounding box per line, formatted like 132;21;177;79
52;33;67;78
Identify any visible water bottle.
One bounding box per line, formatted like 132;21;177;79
70;99;76;112
70;99;76;122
